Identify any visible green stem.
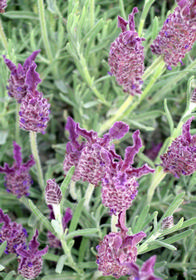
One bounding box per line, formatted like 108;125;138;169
89;0;96;71
29;131;45;191
119;0;126;19
111;214;118;232
79;54;109;106
0;18;8;50
138;0;156;37
37;0;53;62
15;102;20;144
99;58;165;135
147;167;166;204
84;183;94;211
61;237;83;275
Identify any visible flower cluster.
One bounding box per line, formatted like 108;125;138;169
64;117;129;186
127;255;162;280
0;142;35;198
151;0;196;68
108;7;145;95
101;130;154;214
160;117;196;177
19;62;50;134
0;0;7;13
96;211;146;278
16;230;48;279
4;51;50;134
0;209;27;254
3;51;40;103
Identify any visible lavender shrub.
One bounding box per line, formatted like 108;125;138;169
0;0;196;279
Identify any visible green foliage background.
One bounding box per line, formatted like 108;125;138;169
0;0;196;279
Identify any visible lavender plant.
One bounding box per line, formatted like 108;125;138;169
0;0;196;279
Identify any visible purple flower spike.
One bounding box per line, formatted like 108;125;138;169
96;212;146;278
102;130;154;214
0;142;35;198
3;50;40;103
108;8;145;95
126;255;163;280
17;230;48;279
45;179;62;205
63;117;123;186
47;207;72;248
19;63;50;134
160;117;196;177
0;0;7;13
151;0;196;68
0;209;27;254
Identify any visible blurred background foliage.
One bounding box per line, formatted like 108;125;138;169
0;0;196;279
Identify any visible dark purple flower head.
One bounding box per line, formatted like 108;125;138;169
63;117;129;186
3;50;40;103
96;211;146;278
191;88;196;103
126;255;163;280
0;142;35;198
160;117;196;177
47;207;72;248
19;63;50;134
0;209;27;254
108;7;145;95
45;179;62;205
101;130;154;214
145;143;162;161
0;0;7;13
16;230;48;279
151;0;196;68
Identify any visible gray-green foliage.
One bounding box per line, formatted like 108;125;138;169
0;0;196;279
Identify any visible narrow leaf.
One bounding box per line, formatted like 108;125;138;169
68;198;85;233
65;228;99;241
133;204;150;233
55;255;67;274
28;199;54;233
164;99;174;134
0;241;7;258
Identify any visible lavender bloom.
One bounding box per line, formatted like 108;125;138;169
45;179;62;205
96;211;146;278
101;130;154;214
126;256;163;280
160;117;196;177
63;117;129;186
151;0;196;68
47;207;72;248
17;230;48;279
3;50;40;103
0;209;27;254
19;62;50;134
161;216;174;230
0;0;7;13
108;8;145;95
0;142;35;198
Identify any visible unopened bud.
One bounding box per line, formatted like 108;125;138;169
161;216;174;230
45;179;62;205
